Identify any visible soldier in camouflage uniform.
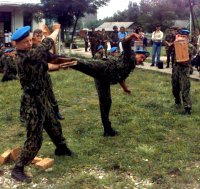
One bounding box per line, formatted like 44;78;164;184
20;29;64;122
0;44;5;72
10;25;72;183
164;28;175;68
172;29;197;115
98;28;109;58
68;33;149;137
1;48;17;82
109;25;119;49
89;27;98;57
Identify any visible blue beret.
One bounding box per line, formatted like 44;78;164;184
110;47;118;53
135;49;150;57
179;29;190;35
4;48;14;53
97;45;104;51
11;26;31;41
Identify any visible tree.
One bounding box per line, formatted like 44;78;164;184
23;0;110;42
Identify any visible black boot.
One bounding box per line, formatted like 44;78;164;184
182;107;191;115
55;112;64;120
104;127;119;137
55;144;73;156
11;166;32;183
175;98;181;108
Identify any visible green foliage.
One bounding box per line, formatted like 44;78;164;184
0;64;200;188
101;0;200;33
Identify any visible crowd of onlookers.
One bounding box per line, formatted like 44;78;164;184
0;25;199;84
81;25;200;75
83;26;148;59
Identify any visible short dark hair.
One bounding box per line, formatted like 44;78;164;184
33;29;43;36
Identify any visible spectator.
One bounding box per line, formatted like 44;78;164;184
4;30;9;47
83;30;89;52
110;25;119;48
98;28;109;57
191;29;199;49
1;48;17;82
133;27;144;51
89;26;98;57
172;29;197;114
94;45;104;59
118;26;128;52
151;24;164;66
164;28;175;68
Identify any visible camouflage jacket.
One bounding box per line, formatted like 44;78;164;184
15;38;54;95
110;31;119;43
2;54;17;75
73;40;136;85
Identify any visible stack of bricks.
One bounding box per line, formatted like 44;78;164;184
0;148;54;169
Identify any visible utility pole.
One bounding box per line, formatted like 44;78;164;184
188;0;196;34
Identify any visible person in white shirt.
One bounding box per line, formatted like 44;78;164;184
151;24;164;66
197;32;200;53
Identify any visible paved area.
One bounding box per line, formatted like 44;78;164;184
65;48;200;81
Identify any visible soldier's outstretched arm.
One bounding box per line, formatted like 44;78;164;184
123;33;141;42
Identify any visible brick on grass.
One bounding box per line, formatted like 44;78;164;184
11;147;21;161
31;157;43;164
0;149;12;164
35;158;54;169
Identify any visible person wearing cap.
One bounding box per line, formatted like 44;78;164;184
98;28;109;58
89;26;98;57
20;28;64;122
63;32;150;137
151;24;163;66
172;28;197;115
1;48;17;82
10;24;73;183
164;28;175;68
109;46;119;57
110;25;119;48
94;44;105;59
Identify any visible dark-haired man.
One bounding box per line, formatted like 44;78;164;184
172;29;197;115
64;33;150;137
10;24;72;183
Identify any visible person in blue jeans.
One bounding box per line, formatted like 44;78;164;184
151;24;163;66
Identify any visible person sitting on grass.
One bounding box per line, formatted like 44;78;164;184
94;45;105;59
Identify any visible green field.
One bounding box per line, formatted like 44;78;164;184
0;65;199;189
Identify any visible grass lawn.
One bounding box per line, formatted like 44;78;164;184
0;64;199;189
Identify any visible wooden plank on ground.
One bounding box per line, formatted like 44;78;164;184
0;149;12;164
35;158;54;169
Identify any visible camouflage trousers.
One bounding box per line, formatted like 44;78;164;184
71;61;115;132
90;42;98;57
172;64;192;109
46;73;60;112
16;92;66;167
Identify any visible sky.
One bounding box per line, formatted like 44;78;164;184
97;0;141;20
7;0;140;20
